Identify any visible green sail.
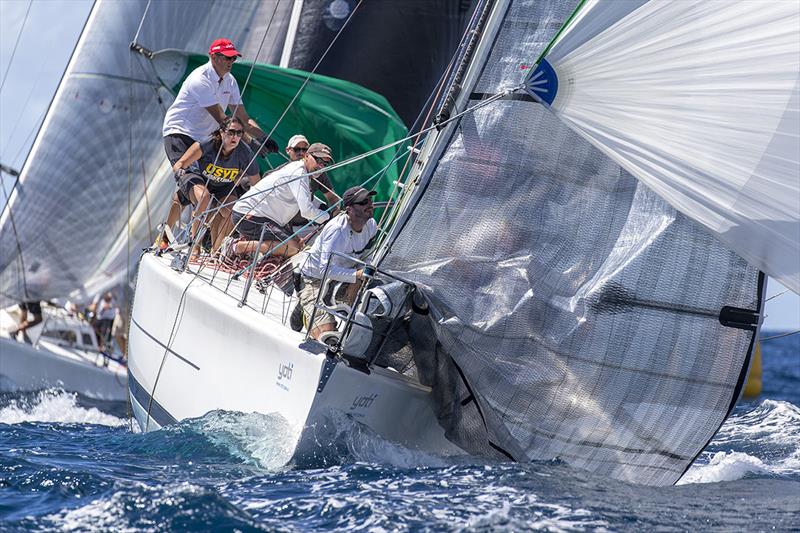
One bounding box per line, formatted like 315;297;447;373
176;55;409;202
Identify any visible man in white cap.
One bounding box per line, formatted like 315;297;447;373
230;143;334;258
298;186;378;340
162;38;277;231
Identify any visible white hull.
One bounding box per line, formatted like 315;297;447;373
128;253;462;458
0;337;127;401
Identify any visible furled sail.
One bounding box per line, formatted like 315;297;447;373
526;0;800;293
0;0;288;304
380;0;764;485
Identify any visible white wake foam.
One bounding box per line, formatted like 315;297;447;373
191;410;302;470
0;390;125;426
678;399;800;484
678;451;769;484
297;409;456;468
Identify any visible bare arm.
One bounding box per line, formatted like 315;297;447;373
324;191;340;216
232;105;264;138
13;311;42;334
204;104;228;127
173;142;203;173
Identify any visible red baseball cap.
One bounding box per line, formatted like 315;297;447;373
209;38;241;57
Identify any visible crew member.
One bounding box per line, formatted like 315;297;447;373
230;143;333;259
162;38;276;231
10;301;43;344
298;186;377;340
173;117;260;253
284;134;339;223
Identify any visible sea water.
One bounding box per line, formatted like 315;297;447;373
1;334;798;531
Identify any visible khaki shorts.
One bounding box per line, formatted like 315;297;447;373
299;277;336;330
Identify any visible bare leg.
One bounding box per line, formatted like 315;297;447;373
165;191;183;229
309;322;336;341
233;237;300;258
209;201;235;252
189;184;211;257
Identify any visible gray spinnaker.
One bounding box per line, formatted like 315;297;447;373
0;0;290;305
380;0;763;486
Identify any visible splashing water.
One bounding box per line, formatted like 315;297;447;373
0;389;126;426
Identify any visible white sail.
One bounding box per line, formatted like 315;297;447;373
0;0;289;304
531;0;800;293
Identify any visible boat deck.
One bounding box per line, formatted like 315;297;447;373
166;252;302;334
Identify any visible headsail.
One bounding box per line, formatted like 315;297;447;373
380;0;764;485
527;0;800;293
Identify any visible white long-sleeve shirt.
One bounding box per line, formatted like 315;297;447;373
300;214;377;283
233;160;330;226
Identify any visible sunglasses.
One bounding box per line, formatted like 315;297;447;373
214;54;237;62
291;146;308;153
225;129;244;137
312;155;330;167
353;199;372;206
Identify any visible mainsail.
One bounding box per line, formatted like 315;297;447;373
0;0;288;304
380;0;768;485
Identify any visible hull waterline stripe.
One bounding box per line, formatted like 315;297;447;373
128;370;178;427
130;317;200;370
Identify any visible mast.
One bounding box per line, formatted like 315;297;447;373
376;0;504;263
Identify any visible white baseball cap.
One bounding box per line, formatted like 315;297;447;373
286;134;309;149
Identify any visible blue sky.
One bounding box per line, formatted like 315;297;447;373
1;0;798;330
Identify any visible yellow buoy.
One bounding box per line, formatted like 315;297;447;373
742;342;763;399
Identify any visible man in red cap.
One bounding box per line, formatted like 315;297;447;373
162;38;277;231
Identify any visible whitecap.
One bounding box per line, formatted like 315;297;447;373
0;389;125;426
678;451;770;484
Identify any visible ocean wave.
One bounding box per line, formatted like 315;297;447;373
37;481;264;532
678;399;800;484
0;389;125;427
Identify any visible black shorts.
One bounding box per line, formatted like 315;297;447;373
232;211;293;242
164;134;199;207
178;172;238;206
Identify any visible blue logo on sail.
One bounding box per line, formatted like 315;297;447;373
524;59;558;105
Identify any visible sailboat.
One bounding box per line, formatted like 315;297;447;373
43;0;800;485
0;0;472;398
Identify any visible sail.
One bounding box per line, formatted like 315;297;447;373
0;0;288;304
527;0;800;293
380;0;763;485
167;54;408;202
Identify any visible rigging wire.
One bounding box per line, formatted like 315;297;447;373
0;0;33;95
0;168;29;299
244;0;365;160
766;288;792;303
760;329;800;342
